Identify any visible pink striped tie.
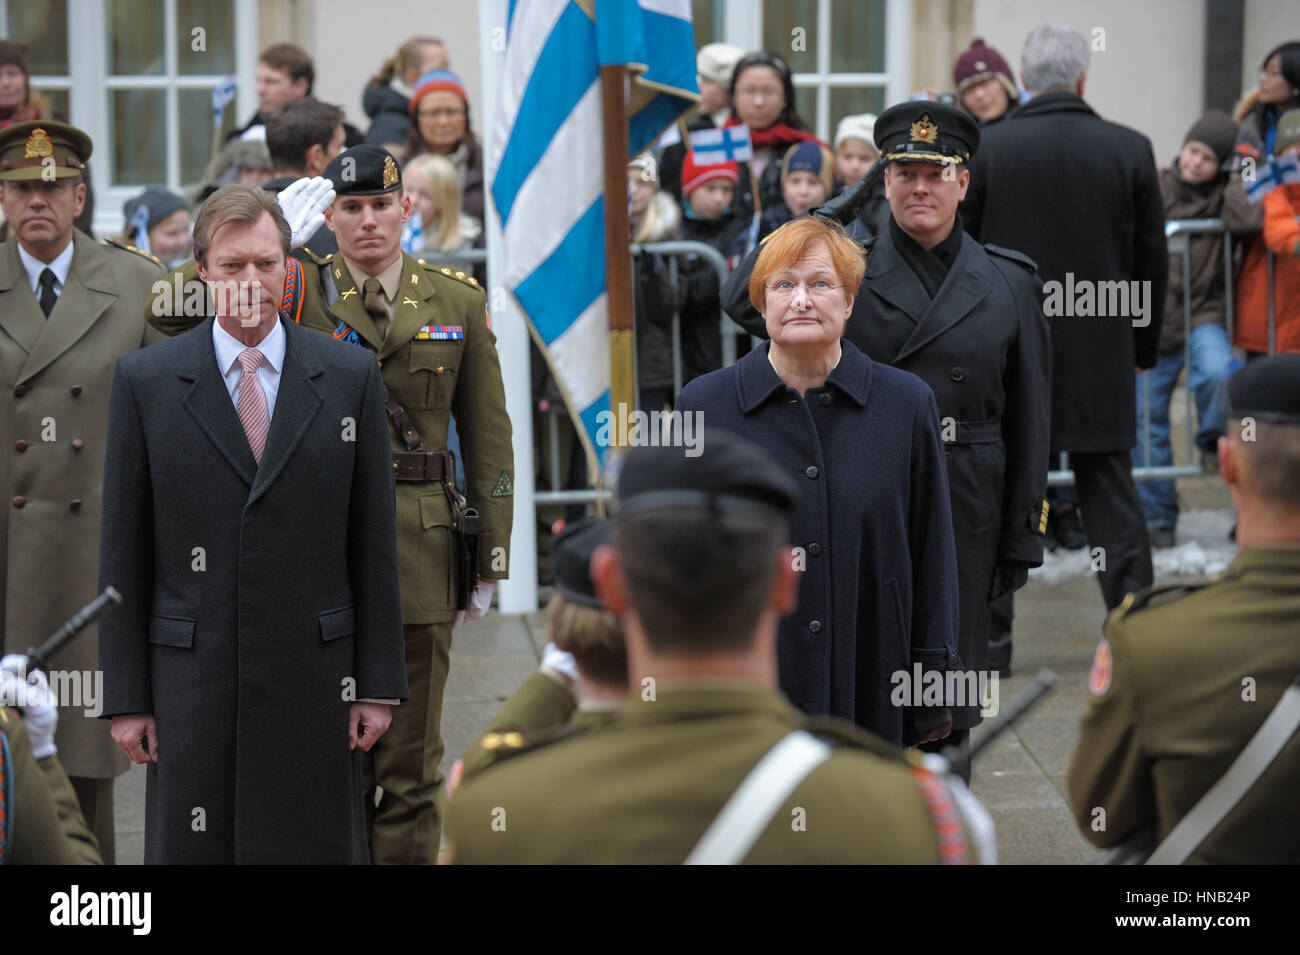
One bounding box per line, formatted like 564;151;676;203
235;348;270;463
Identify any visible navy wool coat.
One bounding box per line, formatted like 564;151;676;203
676;341;960;744
98;317;408;864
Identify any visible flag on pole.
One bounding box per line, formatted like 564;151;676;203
1244;151;1300;204
212;75;237;128
128;203;152;254
689;124;753;163
489;0;698;474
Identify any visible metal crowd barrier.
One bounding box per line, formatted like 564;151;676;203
1048;217;1278;488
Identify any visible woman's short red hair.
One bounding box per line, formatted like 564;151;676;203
748;216;866;312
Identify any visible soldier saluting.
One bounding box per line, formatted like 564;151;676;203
149;144;514;864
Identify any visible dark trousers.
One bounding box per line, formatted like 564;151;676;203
1071;450;1154;609
363;620;454;864
987;594;1013;667
69;775;114;865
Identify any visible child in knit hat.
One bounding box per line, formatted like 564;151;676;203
832;113;878;189
1133;110;1263;547
732;140;834;258
953;38;1020;125
678;153;746;382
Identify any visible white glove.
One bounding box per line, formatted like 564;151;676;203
0;654;58;759
539;642;580;685
276;176;336;249
455;580;497;627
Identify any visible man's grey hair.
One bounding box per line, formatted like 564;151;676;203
1021;24;1090;95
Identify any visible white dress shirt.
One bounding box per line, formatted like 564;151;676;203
18;239;75;299
212;316;285;418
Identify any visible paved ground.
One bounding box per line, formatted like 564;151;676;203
110;395;1232;864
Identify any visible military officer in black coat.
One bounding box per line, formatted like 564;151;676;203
722;102;1051;763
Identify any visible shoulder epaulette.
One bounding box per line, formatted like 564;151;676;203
983;242;1038;273
1116;579;1215;619
462;722;575;777
422;260;482;291
102;237;162;267
299;246;333;267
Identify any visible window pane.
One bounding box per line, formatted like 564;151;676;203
177;0;235;75
7;0;69;75
762;0;817;72
109;0;165;76
31;87;70;118
111;88;166;185
179;87;235;185
690;0;715;49
830;0;886;73
830;86;886;127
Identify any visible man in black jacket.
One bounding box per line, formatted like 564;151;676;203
962;24;1167;616
264;99;346;259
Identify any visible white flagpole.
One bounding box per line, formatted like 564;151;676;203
481;0;538;614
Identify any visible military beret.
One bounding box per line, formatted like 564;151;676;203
0;120;91;181
874;101;979;166
615;429;798;518
551;519;611;609
324;143;402;197
1228;353;1300;426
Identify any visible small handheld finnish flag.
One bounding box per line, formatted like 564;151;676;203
128;204;152;254
1244;152;1300;204
690;125;753;164
402;209;423;254
212;75;237;128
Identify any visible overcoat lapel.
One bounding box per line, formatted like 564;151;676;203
893;234;992;363
18;231;116;383
180;319;259;488
862;233;931;327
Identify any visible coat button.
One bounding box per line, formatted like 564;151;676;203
69;499;81;511
809;620;823;634
805;465;819;479
71;438;84;450
70;385;82;397
12;496;24;508
14;440;27;452
818;393;831;407
950;366;965;382
13;384;26;396
808;542;822;557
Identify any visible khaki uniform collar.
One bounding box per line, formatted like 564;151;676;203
1225;542;1300;576
615;682;803;727
341;252;404;302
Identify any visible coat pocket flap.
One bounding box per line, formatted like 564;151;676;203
419;493;454;530
318;606;356;641
148;615;195;648
409;342;459;373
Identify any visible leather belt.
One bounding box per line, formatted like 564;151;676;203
392;450;448;482
944;419;1003;446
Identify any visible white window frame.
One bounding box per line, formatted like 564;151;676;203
721;0;911;142
3;0;259;235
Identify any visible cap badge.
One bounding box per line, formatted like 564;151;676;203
909;115;939;144
382;155;399;188
24;128;53;160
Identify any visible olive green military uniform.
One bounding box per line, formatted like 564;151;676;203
445;685;977;864
149;248;514;863
1;706;102;864
0;121;166;865
1066;544;1300;863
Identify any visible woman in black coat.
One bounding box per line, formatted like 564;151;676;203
675;217;960;747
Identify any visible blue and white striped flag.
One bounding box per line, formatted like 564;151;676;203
1244;151;1300;204
128;203;152;254
490;0;698;473
212;75;237;128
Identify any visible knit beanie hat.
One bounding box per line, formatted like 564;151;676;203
681;152;739;194
1183;110;1239;165
1273;108;1300;157
123;188;190;233
0;41;30;79
782;140;833;194
696;43;746;87
834;113;878;153
410;69;468;114
953;38;1017;101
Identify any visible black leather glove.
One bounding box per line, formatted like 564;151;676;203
903;706;953;747
988;559;1032;601
811;156;889;228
